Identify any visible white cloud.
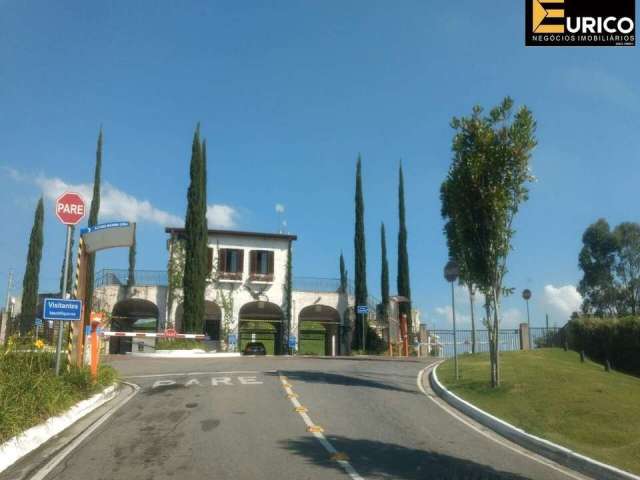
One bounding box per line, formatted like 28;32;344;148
542;284;582;320
33;175;183;226
207;204;237;229
275;203;285;214
501;308;524;329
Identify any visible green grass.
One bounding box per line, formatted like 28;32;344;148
438;349;640;475
0;348;117;443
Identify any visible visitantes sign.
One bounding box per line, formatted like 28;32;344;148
43;298;83;321
525;0;635;46
55;192;86;225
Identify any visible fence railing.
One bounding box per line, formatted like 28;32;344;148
95;269;168;288
426;327;561;358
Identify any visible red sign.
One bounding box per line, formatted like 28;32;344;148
164;328;177;338
55;192;86;225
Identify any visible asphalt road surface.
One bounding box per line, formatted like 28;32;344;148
16;356;590;480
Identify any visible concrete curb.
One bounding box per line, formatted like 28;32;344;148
127;350;241;358
429;365;640;480
0;383;118;473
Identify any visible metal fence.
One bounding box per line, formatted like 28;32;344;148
425;327;562;358
95;269;168;287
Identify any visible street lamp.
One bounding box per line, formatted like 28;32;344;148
522;289;532;348
444;260;460;380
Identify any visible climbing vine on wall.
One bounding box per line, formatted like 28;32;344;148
167;238;186;327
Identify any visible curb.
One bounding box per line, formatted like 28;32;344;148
127;350;242;358
0;384;118;473
429;365;640;480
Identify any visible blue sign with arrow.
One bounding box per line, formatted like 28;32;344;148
43;298;82;321
288;336;297;348
356;305;369;314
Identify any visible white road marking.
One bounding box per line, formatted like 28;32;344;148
152;379;177;388
30;381;140;480
238;376;262;385
122;370;267;379
278;373;365;480
416;366;587;480
211;377;233;386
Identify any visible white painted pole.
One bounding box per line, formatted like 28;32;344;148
55;225;72;376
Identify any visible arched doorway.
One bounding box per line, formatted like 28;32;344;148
298;304;341;356
174;301;222;340
239;301;283;355
110;299;159;354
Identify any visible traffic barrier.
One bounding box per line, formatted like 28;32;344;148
100;331;206;340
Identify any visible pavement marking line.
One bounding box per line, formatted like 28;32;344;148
30;381;141;480
278;373;365;480
122;370;265;379
416;366;587;480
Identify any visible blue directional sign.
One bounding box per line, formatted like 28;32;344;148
34;318;43;327
80;221;130;234
228;334;237;345
356;305;369;314
43;298;82;321
288;336;297;348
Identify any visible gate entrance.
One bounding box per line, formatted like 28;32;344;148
298;305;341;356
238;301;283;355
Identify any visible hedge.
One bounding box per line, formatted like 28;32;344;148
566;316;640;376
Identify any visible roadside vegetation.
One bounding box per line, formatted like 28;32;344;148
0;339;117;443
438;348;640;475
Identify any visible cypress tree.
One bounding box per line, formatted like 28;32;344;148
21;198;44;332
380;222;389;310
59;225;75;293
126;224;136;290
397;163;412;336
339;251;347;294
182;125;208;333
353;156;367;350
85;129;102;323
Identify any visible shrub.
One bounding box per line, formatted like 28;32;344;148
0;344;118;443
567;316;640;375
156;338;207;350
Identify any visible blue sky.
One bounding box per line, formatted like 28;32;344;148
1;1;638;329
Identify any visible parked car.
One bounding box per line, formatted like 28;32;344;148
243;342;267;356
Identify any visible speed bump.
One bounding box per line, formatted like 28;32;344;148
330;452;350;461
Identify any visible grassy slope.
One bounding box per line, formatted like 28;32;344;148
438;349;640;475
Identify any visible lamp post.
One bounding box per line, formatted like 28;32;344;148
444;260;460;380
522;289;532;348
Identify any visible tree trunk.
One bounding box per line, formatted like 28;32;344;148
469;285;476;354
485;301;496;387
492;289;501;387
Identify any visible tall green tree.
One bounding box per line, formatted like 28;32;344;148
85;129;102;324
578;219;617;316
182;125;208;333
441;97;536;387
126;223;136;291
58;225;75;293
339;251;348;294
380;222;390;311
613;222;640;316
20;198;44;332
353;156;368;350
397;163;412;336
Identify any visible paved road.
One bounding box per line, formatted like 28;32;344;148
22;356;588;480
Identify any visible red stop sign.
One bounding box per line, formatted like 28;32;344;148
55;192;86;225
164;328;177;338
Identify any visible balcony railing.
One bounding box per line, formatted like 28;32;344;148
292;277;354;294
95;269;168;287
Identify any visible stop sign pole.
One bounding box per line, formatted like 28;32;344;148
54;192;86;375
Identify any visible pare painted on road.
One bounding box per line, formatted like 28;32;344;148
152;376;263;389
